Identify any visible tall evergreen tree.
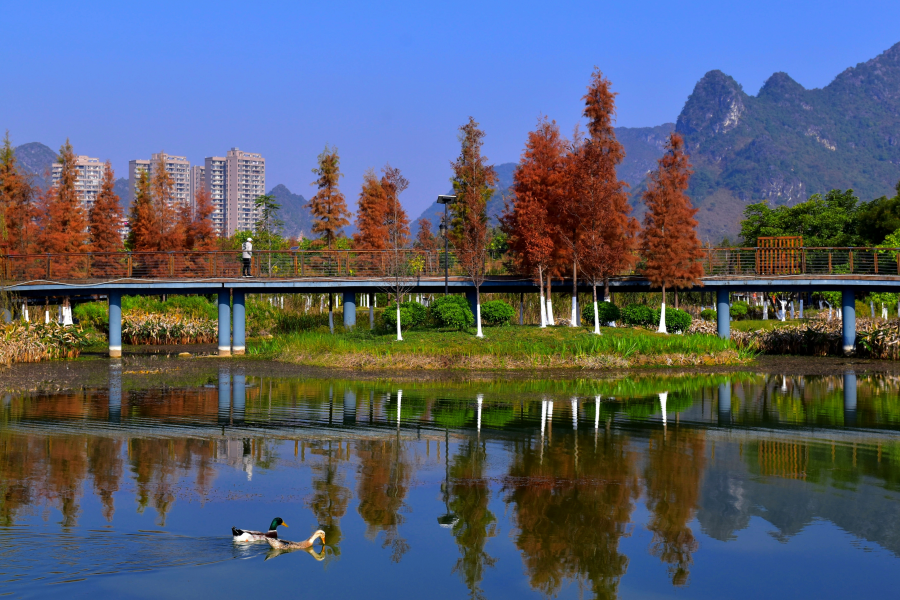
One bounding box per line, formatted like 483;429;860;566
451;117;497;338
38;139;87;255
88;161;124;252
502;117;566;327
309;145;350;249
640;132;705;333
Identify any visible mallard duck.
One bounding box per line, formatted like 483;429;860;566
232;517;288;542
264;529;325;550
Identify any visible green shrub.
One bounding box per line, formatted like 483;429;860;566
620;303;654;327
730;301;749;319
382;301;428;329
74;302;109;329
700;308;716;321
430;295;474;330
480;300;515;326
652;307;692;333
582;301;621;325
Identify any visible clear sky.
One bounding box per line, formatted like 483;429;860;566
2;0;900;219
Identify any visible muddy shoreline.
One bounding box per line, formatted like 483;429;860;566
0;348;894;394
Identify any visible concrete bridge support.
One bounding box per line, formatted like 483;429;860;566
218;291;231;357
108;290;122;358
217;366;231;425
108;361;121;423
232;369;246;424
843;370;857;427
842;289;856;355
343;292;356;329
716;289;730;339
232;291;245;355
718;381;732;425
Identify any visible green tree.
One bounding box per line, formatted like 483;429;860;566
739;189;861;247
253;193;283;274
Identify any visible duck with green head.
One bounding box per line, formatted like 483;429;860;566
232;518;288;542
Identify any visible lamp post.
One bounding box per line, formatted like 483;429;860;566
436;195;457;295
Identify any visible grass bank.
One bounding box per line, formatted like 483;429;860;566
251;325;750;370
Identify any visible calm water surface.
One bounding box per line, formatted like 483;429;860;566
2;364;900;598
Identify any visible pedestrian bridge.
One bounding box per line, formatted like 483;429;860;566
3;247;900;357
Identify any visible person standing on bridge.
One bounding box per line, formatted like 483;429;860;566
242;237;253;277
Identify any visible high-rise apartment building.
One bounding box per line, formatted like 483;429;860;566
127;153;191;208
204;157;227;235
204;148;265;236
51;155;107;210
190;165;205;206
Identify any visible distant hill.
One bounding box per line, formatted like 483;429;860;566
13;142;56;190
269;184;314;240
671;41;900;241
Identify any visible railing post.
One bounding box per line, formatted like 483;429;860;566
169;252;174;277
293;253;298;277
127;253;133;278
828;252;832;274
46;254;51;279
874;249;879;274
801;248;806;274
301;252;305;277
849;250;854;273
87;253;92;279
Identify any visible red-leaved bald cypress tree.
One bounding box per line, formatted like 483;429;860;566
353;169;388;251
89;161;124;253
310;145;350;249
502;116;566;327
0;131;37;254
187;187;217;250
451;117;497;338
575;69;638;333
640;132;704;333
38;139;88;257
127;168;153;251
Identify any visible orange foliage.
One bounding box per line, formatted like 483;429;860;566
89;161;124;252
310;145;350;249
37;139;88;257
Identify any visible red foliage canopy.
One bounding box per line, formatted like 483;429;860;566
640;132;705;291
38;139;87;255
89;161;124;253
309;145;350;249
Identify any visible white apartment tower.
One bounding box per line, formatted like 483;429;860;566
190;165;205;206
204;148;265;236
127;153;191;208
51;155;107;210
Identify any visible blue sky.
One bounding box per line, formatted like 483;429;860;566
2;0;900;219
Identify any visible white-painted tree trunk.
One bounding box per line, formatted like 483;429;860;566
22;305;28;322
659;391;668;426
476;394;483;431
570;295;578;327
539;292;547;327
657;302;667;334
763;302;768;320
476;303;484;338
547;298;555;326
779;300;787;321
396;303;403;341
396;389;402;427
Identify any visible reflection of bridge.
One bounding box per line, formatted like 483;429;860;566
4;248;900;356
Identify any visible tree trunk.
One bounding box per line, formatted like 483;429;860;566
657;285;667;334
592;283;600;335
546;276;555;326
396;301;403;341
675;290;679;310
328;293;334;334
571;259;578;327
475;286;484;338
539;266;547;328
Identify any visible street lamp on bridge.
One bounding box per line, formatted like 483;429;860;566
436;195;457;295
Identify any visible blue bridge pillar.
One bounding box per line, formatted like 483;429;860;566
108;290;122;358
716;289;730;339
843;370;857;427
343;291;356;329
718;381;732;425
218;291;231;357
232;369;246;424
108;361;122;423
842;289;855;355
232;291;245;355
217;366;231;425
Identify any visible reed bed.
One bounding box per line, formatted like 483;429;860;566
121;311;217;345
0;322;90;365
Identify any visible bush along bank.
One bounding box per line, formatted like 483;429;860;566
0;322;90;365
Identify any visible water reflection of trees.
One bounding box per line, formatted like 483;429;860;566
449;439;497;600
306;440;352;553
504;432;639;600
643;430;706;587
355;438;411;562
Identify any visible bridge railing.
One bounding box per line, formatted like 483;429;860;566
705;247;900;277
0;250;508;281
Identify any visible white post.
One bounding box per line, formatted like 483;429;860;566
396;303;403;341
657;302;667;334
397;390;402;427
659;391;668;426
571;397;578;430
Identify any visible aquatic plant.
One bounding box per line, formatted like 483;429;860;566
0;322;90;365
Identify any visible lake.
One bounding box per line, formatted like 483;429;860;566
2;360;900;598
